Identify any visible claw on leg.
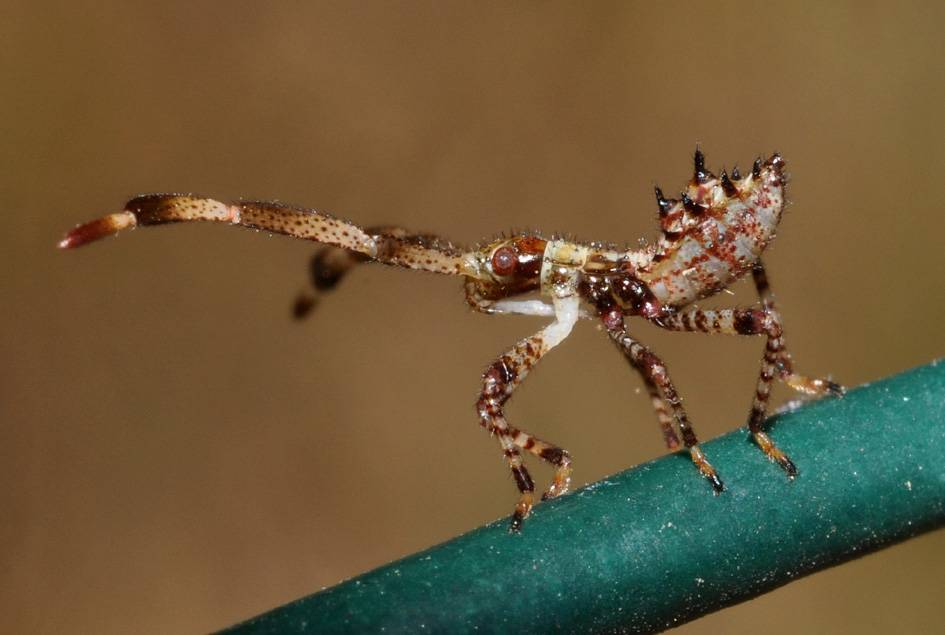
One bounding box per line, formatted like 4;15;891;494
689;445;726;493
510;492;536;533
784;373;845;397
751;429;798;477
536;447;572;501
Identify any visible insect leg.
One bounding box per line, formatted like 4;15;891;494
641;371;682;449
294;226;464;318
478;297;579;532
505;424;573;501
752;263;844;397
599;304;723;492
293;246;369;318
649;307;806;476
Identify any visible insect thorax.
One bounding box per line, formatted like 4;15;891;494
464;153;786;318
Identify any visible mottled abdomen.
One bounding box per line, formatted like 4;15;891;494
639;154;786;308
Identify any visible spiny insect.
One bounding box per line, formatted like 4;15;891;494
59;150;843;531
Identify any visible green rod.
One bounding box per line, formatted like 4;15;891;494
219;360;945;634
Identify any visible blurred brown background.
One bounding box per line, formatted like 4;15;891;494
3;2;944;633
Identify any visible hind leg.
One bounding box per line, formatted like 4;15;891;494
649;304;841;476
751;264;844;397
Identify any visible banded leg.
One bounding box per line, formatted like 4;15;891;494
478;297;579;532
599;304;724;492
752;263;844;396
650;305;840;476
642;368;682;449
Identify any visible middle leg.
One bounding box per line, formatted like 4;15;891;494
599;303;724;492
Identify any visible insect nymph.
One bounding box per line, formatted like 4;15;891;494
60;150;842;531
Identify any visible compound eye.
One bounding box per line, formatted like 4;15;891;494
490;246;517;277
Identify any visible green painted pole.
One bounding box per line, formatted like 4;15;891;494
219;360;945;634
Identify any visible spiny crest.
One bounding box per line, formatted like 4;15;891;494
693;148;709;184
719;170;738;198
653;149;784;237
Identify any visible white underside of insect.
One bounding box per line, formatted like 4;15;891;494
60;150;843;531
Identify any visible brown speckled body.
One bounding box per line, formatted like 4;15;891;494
60;150;842;531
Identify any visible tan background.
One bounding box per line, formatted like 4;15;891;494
3;2;944;633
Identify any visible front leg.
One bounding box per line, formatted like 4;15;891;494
478;297;580;532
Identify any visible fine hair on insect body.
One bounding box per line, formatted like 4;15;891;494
60;149;843;531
